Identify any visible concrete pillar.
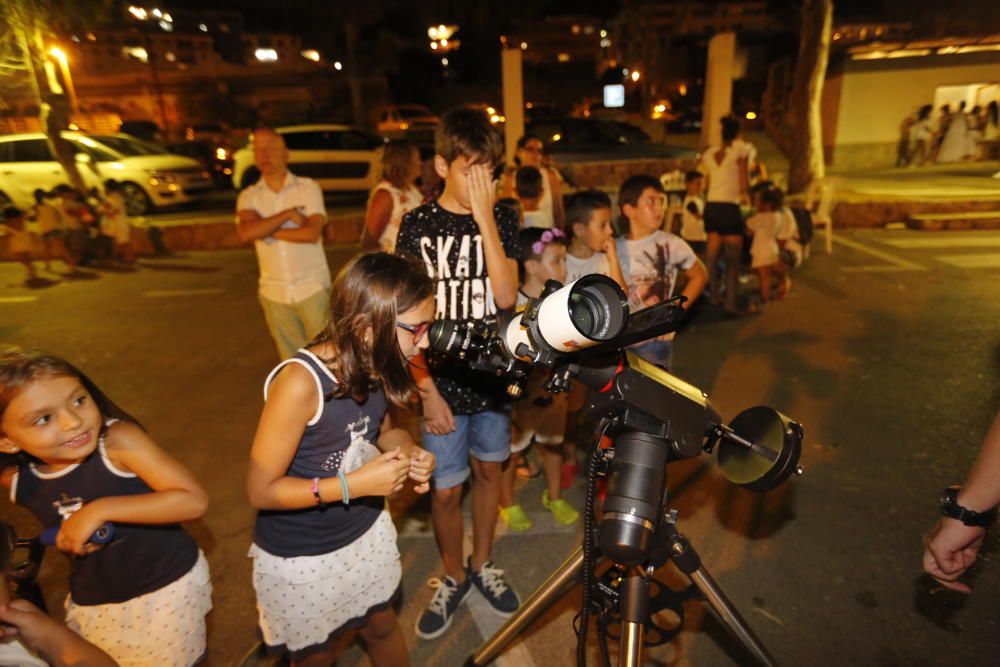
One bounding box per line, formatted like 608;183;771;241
700;32;736;149
501;47;525;165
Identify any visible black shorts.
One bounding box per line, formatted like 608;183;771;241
704;202;745;236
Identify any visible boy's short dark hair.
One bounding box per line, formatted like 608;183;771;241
565;190;611;235
33;188;49;203
618;175;664;216
514;166;543;200
3;206;24;220
435;107;504;167
685;170;703;184
497;197;523;223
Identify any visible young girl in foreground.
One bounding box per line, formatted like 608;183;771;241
247;252;437;667
0;348;212;666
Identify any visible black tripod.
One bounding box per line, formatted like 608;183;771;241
468;421;794;667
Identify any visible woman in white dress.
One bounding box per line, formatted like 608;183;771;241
363;140;421;252
937;102;970;163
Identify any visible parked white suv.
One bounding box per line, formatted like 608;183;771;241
232;125;384;192
0;132;213;215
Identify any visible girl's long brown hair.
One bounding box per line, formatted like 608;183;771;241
311;252;433;406
0;347;141;466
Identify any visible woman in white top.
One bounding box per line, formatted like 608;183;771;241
698;116;749;314
363;140;421;252
501;134;565;229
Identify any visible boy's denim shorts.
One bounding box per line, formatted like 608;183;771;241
630;338;674;372
423;409;511;489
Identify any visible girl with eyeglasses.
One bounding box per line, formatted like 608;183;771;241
246;252;436;666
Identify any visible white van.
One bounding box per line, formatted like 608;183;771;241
0;132;213;215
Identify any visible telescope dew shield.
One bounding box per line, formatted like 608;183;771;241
717;407;803;492
599;431;669;566
533;275;628;353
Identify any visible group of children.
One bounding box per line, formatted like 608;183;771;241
0;107;806;667
677;169;804;308
1;182;134;283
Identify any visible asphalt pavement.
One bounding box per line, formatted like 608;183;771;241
1;230;999;667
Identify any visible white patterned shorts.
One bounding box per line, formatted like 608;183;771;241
249;510;402;657
65;550;213;667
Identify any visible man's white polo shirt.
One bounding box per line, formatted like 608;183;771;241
236;171;330;304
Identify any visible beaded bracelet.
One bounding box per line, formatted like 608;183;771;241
311;477;323;505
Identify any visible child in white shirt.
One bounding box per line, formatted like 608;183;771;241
500;227;580;530
515;167;549;229
560;191;626;489
616;175;707;371
746;187;783;303
680;171;706;257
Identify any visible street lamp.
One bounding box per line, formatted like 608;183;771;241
48;46;79;115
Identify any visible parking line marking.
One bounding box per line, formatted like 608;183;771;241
142;288;225;298
0;296;39;303
834;236;926;271
839;265;921;273
935;253;1000;269
881;237;1000;249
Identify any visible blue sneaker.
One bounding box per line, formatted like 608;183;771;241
467;558;521;617
415;575;471;640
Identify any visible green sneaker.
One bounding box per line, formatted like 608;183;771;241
499;504;532;531
542;491;580;525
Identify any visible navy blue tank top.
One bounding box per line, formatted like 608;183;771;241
253;349;388;558
14;422;198;606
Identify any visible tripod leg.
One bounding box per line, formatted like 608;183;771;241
468;546;585;667
618;568;647;667
666;525;778;667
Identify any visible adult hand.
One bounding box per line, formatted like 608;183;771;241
422;388;456;435
285;208;306;227
0;598;116;667
348;448;410;497
468;163;496;229
407;448;436;493
922;518;986;593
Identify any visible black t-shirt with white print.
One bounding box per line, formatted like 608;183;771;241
396;200;521;414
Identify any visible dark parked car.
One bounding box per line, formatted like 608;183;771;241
525;118;698;163
666;108;703;134
166;140;234;189
118;120;164;143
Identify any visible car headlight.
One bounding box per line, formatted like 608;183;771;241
146;170;177;184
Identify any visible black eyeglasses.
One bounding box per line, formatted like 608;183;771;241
396;321;430;342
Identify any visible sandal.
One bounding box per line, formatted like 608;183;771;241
499;504;532;531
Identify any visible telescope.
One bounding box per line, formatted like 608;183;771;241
428;275;803;667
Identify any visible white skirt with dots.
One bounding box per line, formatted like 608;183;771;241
65;550;213;667
249;509;401;657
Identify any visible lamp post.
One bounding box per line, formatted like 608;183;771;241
48;46;79;115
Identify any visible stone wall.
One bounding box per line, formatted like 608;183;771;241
560;157;700;190
831;199;1000;229
0;211;366;261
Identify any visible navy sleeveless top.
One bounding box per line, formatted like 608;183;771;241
253;349;388;558
13;422;198;606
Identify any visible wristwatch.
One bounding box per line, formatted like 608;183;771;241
940;485;997;527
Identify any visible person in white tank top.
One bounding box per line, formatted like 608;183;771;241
501;134;565;229
363;140;422;252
